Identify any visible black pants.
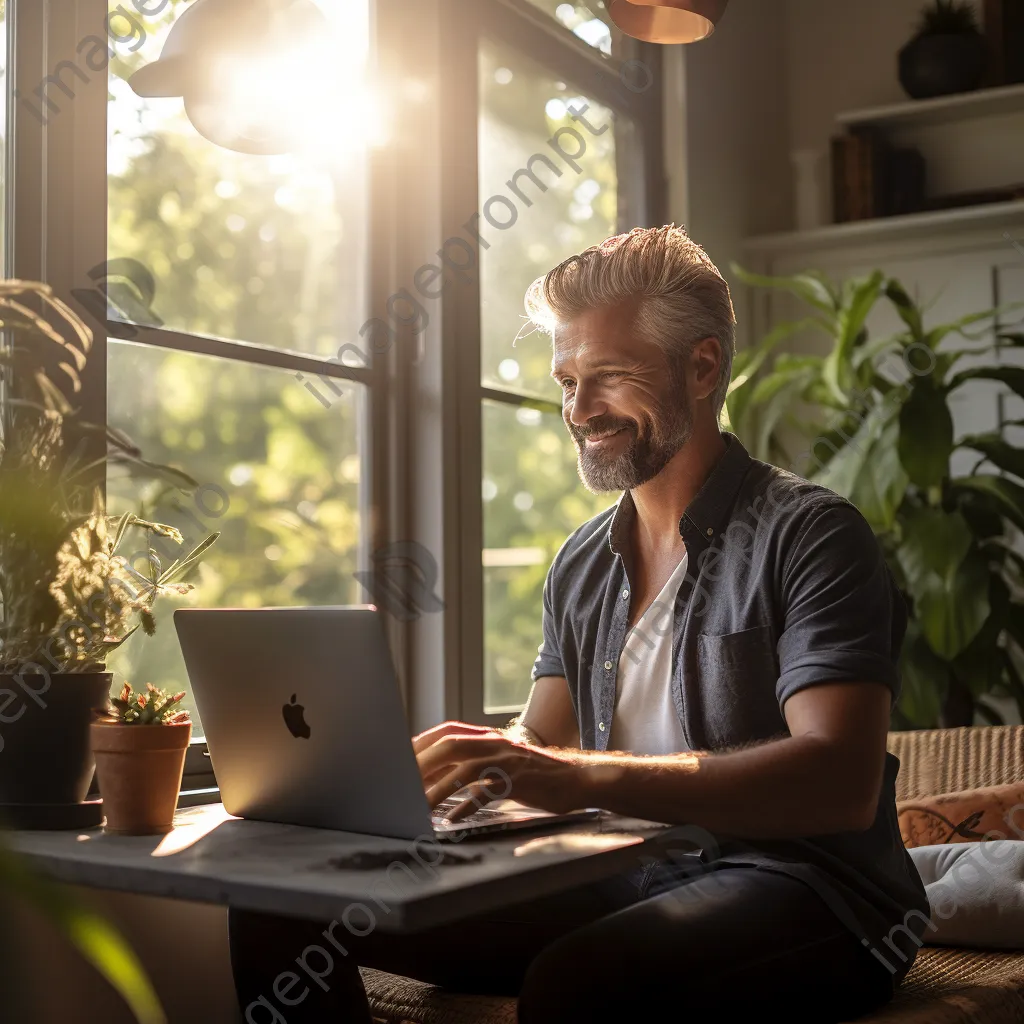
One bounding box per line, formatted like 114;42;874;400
230;859;898;1023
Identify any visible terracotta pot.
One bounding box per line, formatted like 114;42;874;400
90;721;192;835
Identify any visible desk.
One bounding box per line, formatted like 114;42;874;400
8;803;682;933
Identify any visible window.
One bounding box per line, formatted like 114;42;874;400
468;0;664;718
522;0;621;55
6;0;664;768
102;0;373;740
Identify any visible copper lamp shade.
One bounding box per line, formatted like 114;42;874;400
608;0;729;43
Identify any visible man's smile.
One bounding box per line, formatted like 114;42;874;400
585;427;628;447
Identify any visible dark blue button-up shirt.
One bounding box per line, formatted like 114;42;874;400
532;432;930;979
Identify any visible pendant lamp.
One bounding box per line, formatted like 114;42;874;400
608;0;729;43
127;0;329;155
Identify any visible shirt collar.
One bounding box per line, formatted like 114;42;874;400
608;432;752;558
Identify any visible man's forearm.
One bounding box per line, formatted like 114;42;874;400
503;718;546;746
570;735;878;839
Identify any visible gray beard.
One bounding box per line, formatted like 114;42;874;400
571;398;694;493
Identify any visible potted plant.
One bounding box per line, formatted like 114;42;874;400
728;263;1024;729
899;0;989;99
0;280;216;828
90;682;191;835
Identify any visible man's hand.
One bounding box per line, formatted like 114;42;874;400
413;723;588;822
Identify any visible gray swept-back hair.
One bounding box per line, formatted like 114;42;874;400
523;225;737;417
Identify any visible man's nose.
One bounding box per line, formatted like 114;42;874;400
566;381;606;427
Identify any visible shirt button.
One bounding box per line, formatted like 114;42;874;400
706;527;714;536
598;722;606;731
604;660;613;670
622;589;629;600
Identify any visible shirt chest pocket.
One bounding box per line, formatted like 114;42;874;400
695;625;782;749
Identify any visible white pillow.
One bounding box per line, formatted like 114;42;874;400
909;841;1024;949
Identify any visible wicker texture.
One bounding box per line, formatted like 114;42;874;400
361;969;516;1024
864;948;1024;1024
887;726;1024;801
363;726;1024;1024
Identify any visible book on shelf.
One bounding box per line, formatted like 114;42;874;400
831;131;925;224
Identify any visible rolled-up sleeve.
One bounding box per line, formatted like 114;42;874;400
776;501;906;710
531;561;565;682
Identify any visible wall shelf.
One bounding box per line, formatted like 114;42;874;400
836;82;1024;131
742;199;1024;256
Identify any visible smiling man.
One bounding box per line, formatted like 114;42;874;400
230;226;929;1024
412;226;930;1021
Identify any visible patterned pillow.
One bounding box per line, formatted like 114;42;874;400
897;782;1024;849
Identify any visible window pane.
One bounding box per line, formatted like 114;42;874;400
107;342;365;736
522;0;620;55
482;400;607;713
479;37;621;401
107;0;371;358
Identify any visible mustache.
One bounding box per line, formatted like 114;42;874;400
571;416;637;441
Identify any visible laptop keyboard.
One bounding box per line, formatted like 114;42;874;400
431;799;510;826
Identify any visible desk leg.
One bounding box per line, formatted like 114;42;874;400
228;907;373;1024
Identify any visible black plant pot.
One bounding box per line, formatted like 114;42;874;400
899;33;989;99
0;672;111;828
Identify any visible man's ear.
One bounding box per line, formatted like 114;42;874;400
691;336;723;402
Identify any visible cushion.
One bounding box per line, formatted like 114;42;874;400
909;841;1024;950
897;783;1024;848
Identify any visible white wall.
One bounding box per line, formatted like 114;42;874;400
669;0;791;349
785;0;987;152
783;0;1020;205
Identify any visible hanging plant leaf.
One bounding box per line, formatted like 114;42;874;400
730;263;840;315
749;361;820;462
897;381;953;488
815;402;908;532
956;432;1024;481
824;271;884;402
726;317;821;433
896;507;989;659
949;475;1024;535
884;279;925;343
951;573;1010;697
897;622;949;728
947;365;1024;402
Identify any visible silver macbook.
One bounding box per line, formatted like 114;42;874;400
173;607;599;840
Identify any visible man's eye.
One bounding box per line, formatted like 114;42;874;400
559;379;576;391
601;371;625;381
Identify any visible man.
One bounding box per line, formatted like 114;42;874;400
231;226;929;1022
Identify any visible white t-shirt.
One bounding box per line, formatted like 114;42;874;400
607;553;690;755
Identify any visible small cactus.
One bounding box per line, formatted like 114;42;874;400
103;683;190;725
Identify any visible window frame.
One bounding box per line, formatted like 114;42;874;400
4;0;666;789
446;0;666;725
7;0;406;791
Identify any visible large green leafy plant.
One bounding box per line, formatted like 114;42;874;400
0;280;218;674
727;265;1024;728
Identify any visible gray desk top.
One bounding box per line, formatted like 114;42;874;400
8;804;679;932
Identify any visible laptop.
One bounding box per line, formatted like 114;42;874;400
172;607;600;840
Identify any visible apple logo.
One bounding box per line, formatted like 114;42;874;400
282;694;311;739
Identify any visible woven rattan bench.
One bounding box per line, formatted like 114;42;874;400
360;725;1024;1024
